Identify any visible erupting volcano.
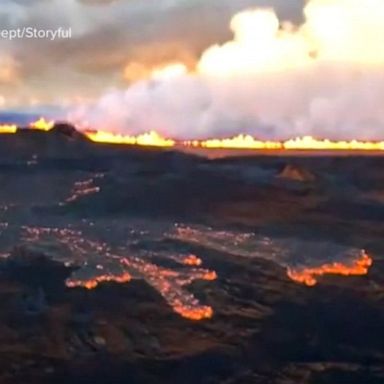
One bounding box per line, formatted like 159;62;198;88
0;0;383;382
3;118;384;153
65;0;384;145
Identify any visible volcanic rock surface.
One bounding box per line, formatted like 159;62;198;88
0;128;383;383
277;163;316;182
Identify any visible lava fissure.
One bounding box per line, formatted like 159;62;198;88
2;119;384;151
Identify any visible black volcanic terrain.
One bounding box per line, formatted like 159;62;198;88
0;126;384;383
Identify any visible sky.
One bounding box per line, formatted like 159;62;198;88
0;0;303;115
0;0;383;141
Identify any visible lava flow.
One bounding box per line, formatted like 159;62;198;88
66;272;132;290
170;225;374;287
84;132;384;151
0;124;17;134
18;224;217;321
185;135;384;151
287;252;373;286
63;174;104;204
29;117;55;131
2;118;384;152
84;130;175;147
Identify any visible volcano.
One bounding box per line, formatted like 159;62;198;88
0;123;383;383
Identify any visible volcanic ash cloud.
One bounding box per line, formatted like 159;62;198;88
69;0;384;141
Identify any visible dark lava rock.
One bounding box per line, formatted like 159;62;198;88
0;132;384;383
277;163;316;182
50;122;87;141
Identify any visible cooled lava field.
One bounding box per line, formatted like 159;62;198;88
0;125;383;383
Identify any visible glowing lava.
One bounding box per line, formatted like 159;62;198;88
18;224;217;321
182;254;203;266
2;118;384;152
283;137;384;151
287;252;373;286
84;131;384;151
186;135;384;151
67;272;132;289
63;174;103;204
0;124;17;134
85;130;175;147
184;135;282;150
0;118;53;134
29;117;54;131
170;225;373;288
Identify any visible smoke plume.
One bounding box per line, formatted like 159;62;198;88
69;0;384;140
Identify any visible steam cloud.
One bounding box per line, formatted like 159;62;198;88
69;0;384;140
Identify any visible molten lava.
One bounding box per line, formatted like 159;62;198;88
83;131;384;152
0;118;53;134
184;135;282;150
185;135;384;151
173;305;213;321
287;252;373;286
29;117;54;131
66;272;132;289
63;175;103;204
19;224;217;321
283;137;384;151
182;254;203;266
2;118;384;152
0;124;17;134
84;130;175;147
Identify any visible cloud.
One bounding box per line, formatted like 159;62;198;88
0;56;20;84
0;0;303;108
69;0;384;140
77;0;121;4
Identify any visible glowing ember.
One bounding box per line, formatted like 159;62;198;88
29;117;55;131
84;130;175;147
287;251;373;286
0;124;17;134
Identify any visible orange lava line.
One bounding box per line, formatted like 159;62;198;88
65;257;217;321
287;252;373;286
174;305;213;320
66;272;132;289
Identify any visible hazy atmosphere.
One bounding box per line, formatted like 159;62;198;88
0;0;303;109
2;0;384;140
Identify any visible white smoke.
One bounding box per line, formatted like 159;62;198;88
69;0;384;140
